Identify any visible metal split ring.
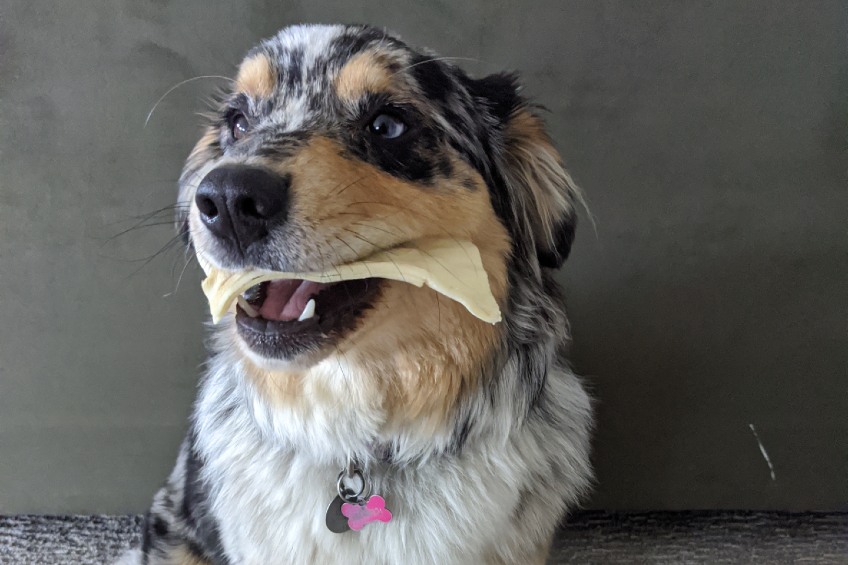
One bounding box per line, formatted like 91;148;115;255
336;466;371;504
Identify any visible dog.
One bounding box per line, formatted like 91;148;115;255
123;23;593;565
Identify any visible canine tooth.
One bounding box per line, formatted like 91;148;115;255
242;284;261;301
298;298;316;322
237;296;259;318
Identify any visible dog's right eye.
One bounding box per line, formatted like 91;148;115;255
229;113;250;141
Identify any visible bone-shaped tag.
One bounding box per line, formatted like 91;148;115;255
341;495;392;531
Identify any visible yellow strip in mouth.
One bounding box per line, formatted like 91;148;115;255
196;238;502;324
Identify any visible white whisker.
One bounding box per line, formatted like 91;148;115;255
145;75;234;128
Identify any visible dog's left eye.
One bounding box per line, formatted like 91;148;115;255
367;113;406;139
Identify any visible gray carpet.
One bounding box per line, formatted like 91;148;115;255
0;512;845;564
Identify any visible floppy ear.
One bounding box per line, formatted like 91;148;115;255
468;73;579;269
500;108;579;268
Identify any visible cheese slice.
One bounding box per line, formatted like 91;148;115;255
197;238;502;324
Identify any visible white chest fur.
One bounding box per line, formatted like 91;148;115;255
193;357;592;564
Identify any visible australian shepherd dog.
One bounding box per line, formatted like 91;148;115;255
122;23;593;565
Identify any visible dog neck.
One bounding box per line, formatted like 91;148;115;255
198;319;504;468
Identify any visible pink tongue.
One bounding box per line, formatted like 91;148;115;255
259;279;324;321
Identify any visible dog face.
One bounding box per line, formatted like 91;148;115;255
179;25;577;385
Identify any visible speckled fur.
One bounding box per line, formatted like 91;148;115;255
122;24;593;565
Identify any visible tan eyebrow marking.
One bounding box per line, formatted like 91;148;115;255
335;51;393;101
236;53;277;98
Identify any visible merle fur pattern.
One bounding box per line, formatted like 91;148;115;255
120;24;593;565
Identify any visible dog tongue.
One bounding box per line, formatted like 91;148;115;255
259;279;323;321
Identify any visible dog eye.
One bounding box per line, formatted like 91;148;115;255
367;113;406;139
230;113;250;141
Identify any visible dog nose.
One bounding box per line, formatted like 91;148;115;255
195;165;289;252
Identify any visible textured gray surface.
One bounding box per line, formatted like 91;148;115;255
551;512;848;564
0;1;846;513
0;515;141;565
1;513;846;564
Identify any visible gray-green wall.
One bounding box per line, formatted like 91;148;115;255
0;1;845;514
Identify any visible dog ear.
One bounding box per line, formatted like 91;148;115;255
468;73;579;269
501;107;578;268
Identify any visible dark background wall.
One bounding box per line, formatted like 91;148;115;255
0;1;844;514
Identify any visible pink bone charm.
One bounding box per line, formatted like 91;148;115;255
341;495;393;531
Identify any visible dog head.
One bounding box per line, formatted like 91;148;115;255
179;25;578;412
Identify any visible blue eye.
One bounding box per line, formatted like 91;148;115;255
367;113;406;139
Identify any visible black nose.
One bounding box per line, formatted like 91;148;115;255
195;165;290;253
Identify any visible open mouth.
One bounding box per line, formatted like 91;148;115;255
234;277;383;360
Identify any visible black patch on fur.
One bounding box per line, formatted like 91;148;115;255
455;73;523;230
410;55;454;105
256;130;311;159
258;97;276;117
228;93;251;117
339;99;440;184
518;343;549;410
436;156;453;179
538;216;576;268
181;437;228;563
331;26;393;60
465;72;522;123
151;516;169;537
283;47;304;92
448;414;473;455
449;138;488;181
383;59;402;74
473;147;517;246
140;511;153;558
256;143;297;159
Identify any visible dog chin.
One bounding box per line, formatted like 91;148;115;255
233;331;332;372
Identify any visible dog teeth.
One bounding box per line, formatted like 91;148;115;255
298;298;316;322
237;296;259;318
241;284;261;302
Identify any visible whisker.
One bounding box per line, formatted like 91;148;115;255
435;292;442;336
101;220;180;244
164;253;197;297
331;344;359;419
145;75;234;128
322;241;347;279
344;203;469;260
349;220;404;238
102;202;191;228
411;248;463;284
341;227;405;282
111;233;186;281
333;236;373;278
332;176;367;198
390;56;484;79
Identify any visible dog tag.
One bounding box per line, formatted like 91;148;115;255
327;466;366;534
327;460;389;534
325;496;351;533
341;495;392;531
